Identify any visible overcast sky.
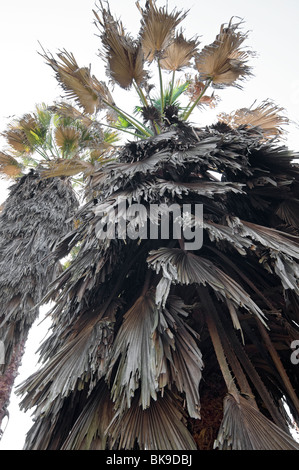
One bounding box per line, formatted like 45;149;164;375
0;0;299;450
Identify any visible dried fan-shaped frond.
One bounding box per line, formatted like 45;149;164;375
137;0;188;62
147;247;266;322
218;100;289;138
0;152;22;178
40;158;95;178
160;31;199;71
2;114;38;153
54;126;80;155
94;7;147;89
51;102;96;128
61;382;115;450
106;289;203;417
40;49;114;115
18;318;114;414
214;393;299;450
195;19;252;88
107;390;197;450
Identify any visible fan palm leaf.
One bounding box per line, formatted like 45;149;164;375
40;49;115;115
160;31;199;72
218;100;289;138
94;5;147;89
195;18;252;88
214;393;299;450
0;152;22;178
137;0;188;62
107;390;197;450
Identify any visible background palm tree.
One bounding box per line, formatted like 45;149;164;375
2;0;299;450
0;104;118;434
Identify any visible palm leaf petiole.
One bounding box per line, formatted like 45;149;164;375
102;99;153;138
183;78;212;120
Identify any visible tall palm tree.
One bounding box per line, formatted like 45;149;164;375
0;104;118;434
8;0;299;449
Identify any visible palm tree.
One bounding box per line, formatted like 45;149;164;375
6;0;299;449
0;104;118;434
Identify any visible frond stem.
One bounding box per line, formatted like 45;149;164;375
169;70;176;105
100;122;145;139
133;81;161;135
198;286;238;395
183;78;212;121
158;59;164;115
102;99;153;138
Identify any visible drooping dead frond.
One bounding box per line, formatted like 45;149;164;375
61;382;115;450
50;102;95;128
160;31;199;71
94;6;147;89
40;49;115;115
214;393;299;450
147;247;266;323
18;317;114;414
218;100;289;138
107;289;203;417
195;18;252;88
137;0;188;62
40;158;94;178
107;390;197;450
0;152;22;178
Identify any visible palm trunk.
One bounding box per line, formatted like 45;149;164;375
0;171;78;434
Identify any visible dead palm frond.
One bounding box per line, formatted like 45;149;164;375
49;102;96;128
160;30;199;72
94;6;147;89
39;158;95;178
214;393;299;450
137;0;188;62
2;114;38;154
17;123;299;450
0;152;22;178
54;126;80;156
106;289;202;417
107;390;197;450
195;18;252;88
40;48;115;115
218;100;289;138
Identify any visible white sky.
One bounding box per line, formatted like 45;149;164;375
0;0;299;450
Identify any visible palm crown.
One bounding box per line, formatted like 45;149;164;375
1;0;299;451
